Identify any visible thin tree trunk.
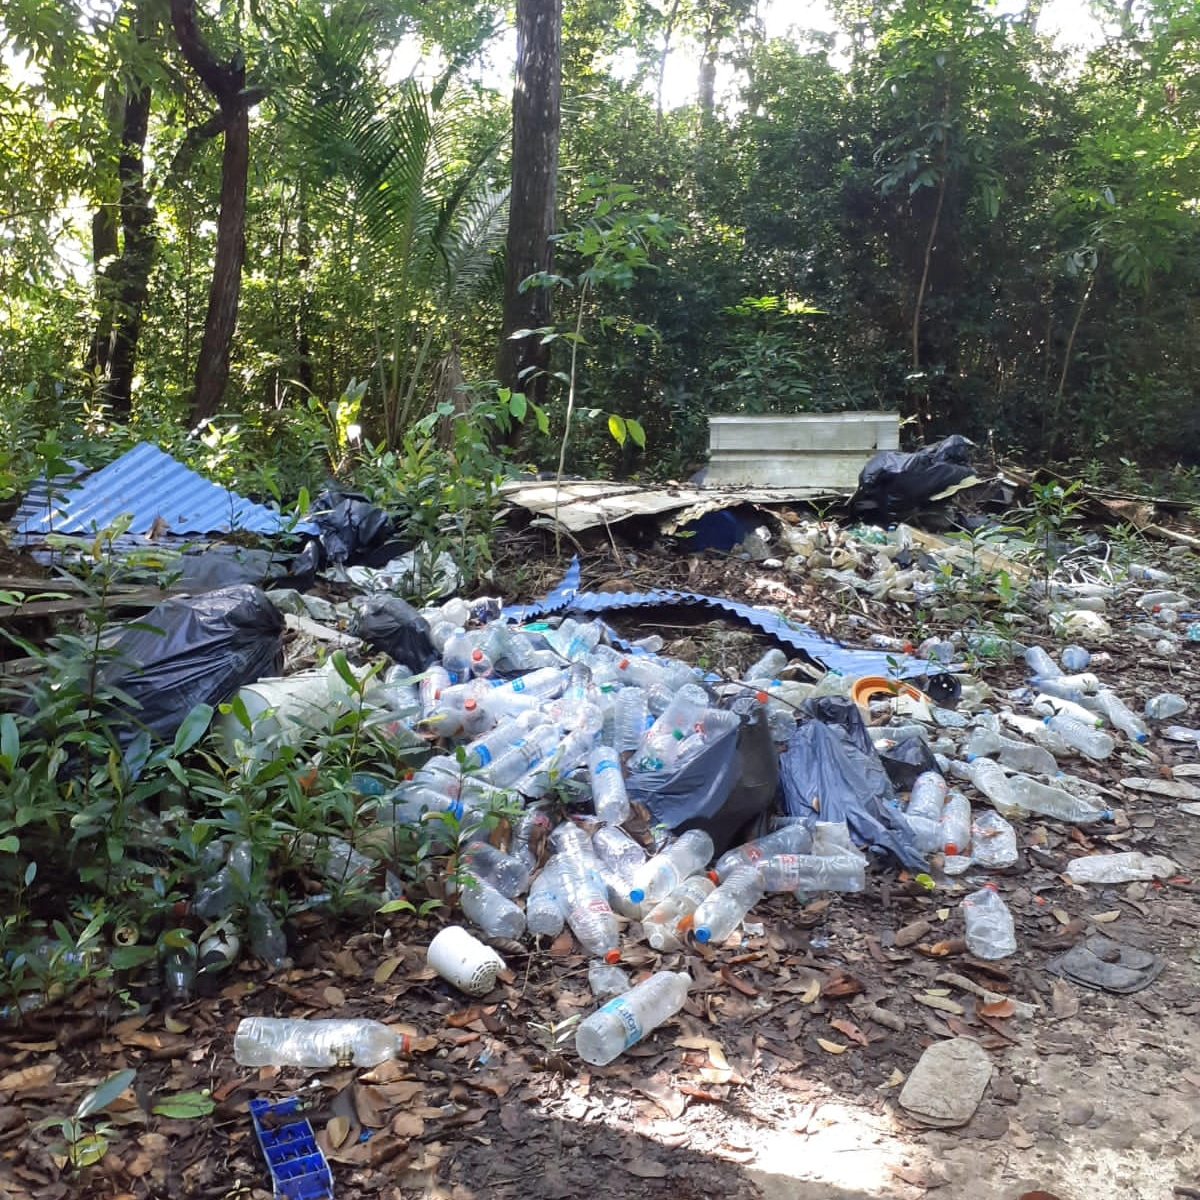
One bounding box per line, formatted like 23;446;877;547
103;80;155;418
655;0;682;121
84;72;126;376
170;0;258;425
497;0;562;413
911;170;946;372
1047;273;1094;454
296;175;314;393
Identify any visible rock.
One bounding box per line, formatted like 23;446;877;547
900;1037;994;1127
1062;1101;1093;1126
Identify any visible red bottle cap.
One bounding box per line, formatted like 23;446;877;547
604;949;621;965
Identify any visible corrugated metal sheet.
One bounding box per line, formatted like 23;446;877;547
12;442;317;542
503;557;926;679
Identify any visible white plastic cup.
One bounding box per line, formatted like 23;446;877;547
427;925;506;996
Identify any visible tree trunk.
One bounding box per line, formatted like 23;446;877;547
84;69;127;376
496;0;562;410
103;82;155;417
170;0;256;426
655;0;682;120
911;169;947;373
296;175;314;394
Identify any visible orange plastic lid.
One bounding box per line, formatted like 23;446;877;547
464;699;477;711
945;842;961;855
850;675;933;710
471;648;484;660
604;949;621;965
706;870;720;883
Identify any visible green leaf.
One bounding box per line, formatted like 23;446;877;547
330;651;360;693
626;418;646;449
507;391;527;421
152;1090;214;1119
76;1068;137;1120
607;414;627;446
109;945;156;970
0;835;18;854
23;860;36;886
68;1132;109;1169
173;704;214;757
377;897;415;914
0;714;18;766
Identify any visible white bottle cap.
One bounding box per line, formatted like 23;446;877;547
427;925;506;996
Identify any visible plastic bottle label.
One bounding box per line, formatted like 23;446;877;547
474;747;493;766
511;678;528;693
594;758;620;775
599;995;643;1048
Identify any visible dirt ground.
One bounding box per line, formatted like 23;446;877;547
1;539;1198;1200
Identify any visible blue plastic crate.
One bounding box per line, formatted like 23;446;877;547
249;1098;334;1200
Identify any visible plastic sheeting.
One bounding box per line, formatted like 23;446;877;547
779;697;925;870
850;434;978;522
626;711;780;858
503;557;927;680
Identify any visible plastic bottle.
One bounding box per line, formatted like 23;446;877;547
1065;851;1177;884
380;786;465;827
634;685;710;771
1033;694;1102;727
490;667;565;703
575;970;691;1066
1092;690;1150;743
961;885;1016;960
628;829;715;906
906;772;948;822
641;876;715;950
1032;677;1091;705
481;723;564;787
757;852;866;894
964;728;1059;776
592;825;647;882
1009;775;1111;823
586;745;631;825
587;961;630;999
460;842;531;899
553;853;621;964
163;946;197;1000
234;1017;409;1068
613;687;650;752
1128;563;1173;585
744;648;788;681
970;811;1019;868
1145;693;1187;721
1024;645;1061;679
939;792;972;856
1060;644;1091;672
867;634;913;653
460;877;526;939
691;865;764;944
526;864;565;936
192;840;253;920
247;900;289;969
955;757;1023;818
1044;713;1115;760
1002;712;1073;757
918;637;956;664
713;823;813;880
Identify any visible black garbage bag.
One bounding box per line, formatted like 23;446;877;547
309;488;393;565
97;585;284;749
877;735;942;791
626;710;779;858
780;697;925;870
850;434;977;522
353;596;438;671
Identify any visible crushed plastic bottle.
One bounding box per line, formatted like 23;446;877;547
592;825;647;882
970;811;1019;868
459;842;531;899
641;875;715;950
964;728;1058;776
1092;690;1149;744
247;900;289;970
939;791;972;856
899;771;947;852
690;865;764;944
1044;713;1115;760
575;971;691;1066
587;745;631;825
525;864;565;936
613;687;650;752
633;684;710;771
953;757;1024;819
587;961;630;999
1145;693;1187;721
1060;644;1091;672
552;852;621;963
757;852;866;894
1024;645;1061;679
713;822;813;880
1009;775;1111;823
234;1017;410;1068
628;829;715;906
460;877;526;939
1065;851;1176;883
744;648;787;681
961;884;1016;960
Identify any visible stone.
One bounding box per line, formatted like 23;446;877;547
900;1037;994;1128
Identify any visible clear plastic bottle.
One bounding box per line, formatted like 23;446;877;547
1145;693;1187;721
918;637;957;664
867;634;913;653
1044;713;1115;760
634;685;710;771
460;877;526;939
962;885;1016;960
587;961;630;999
939;792;972;856
482;723;564;787
757;852;866;894
554;853;621;964
592;825;647;882
192;840;253;920
460;842;531;899
1009;775;1111;823
247;900;289;969
510;803;554;871
1032;677;1091;705
690;865;764;944
491;666;566;703
1128;563;1173;584
614;687;650;752
441;628;474;683
713;823;814;880
907;772;948;822
964;728;1058;776
628;829;715;906
419;665;451;717
744;648;788;681
1024;645;1061;679
575;971;691;1066
380;786;465;827
955;757;1024;818
526;863;565;936
1065;851;1176;884
1060;644;1091;671
234;1017;409;1068
1092;690;1149;743
970;811;1019;868
586;745;631;825
641;876;715;950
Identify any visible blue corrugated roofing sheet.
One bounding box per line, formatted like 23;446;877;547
12;442;317;542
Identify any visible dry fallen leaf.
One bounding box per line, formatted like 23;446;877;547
800;978;821;1004
326;1115;351;1149
980;999;1016;1019
877;1067;905;1091
707;1043;730;1071
0;1062;57;1092
720;965;758;997
163;1015;189;1035
829;1018;869;1047
391;1112;425;1140
323;985;347;1008
626;1157;669;1179
374;955;404;985
914;992;965;1016
1091;911;1121;924
1052;908;1071;925
1050;978;1079;1021
816;1038;848;1055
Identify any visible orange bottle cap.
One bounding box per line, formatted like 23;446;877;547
604;949;621;965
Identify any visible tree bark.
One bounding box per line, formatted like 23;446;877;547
496;0;562;409
170;0;256;425
911;169;946;373
102;81;155;417
84;68;127;376
296;175;315;393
